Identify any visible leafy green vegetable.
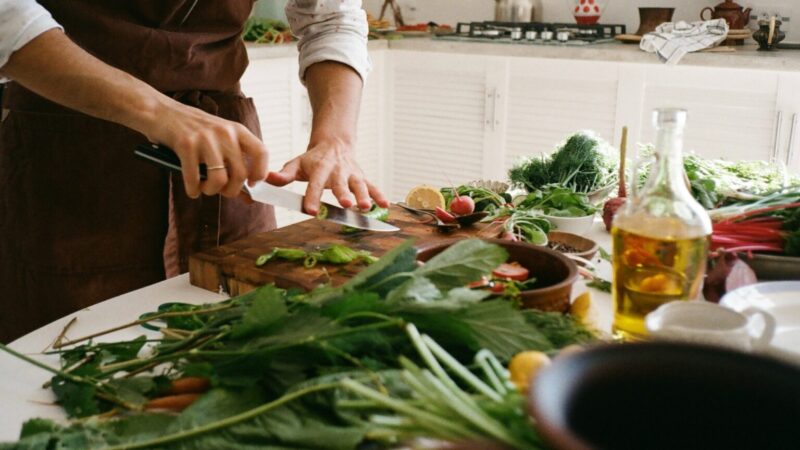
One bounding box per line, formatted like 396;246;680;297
509;131;616;194
50;376;101;418
229;285;287;339
502;209;551;245
639;150;800;209
341;205;390;234
0;239;597;450
517;185;598;217
586;277;612;293
255;245;377;268
415;239;508;291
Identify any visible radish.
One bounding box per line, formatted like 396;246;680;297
435;207;457;224
450;195;475;216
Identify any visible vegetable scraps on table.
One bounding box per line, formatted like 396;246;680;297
341;205;391;234
0;239;595;450
256;244;378;268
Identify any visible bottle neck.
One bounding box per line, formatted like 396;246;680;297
648;125;689;196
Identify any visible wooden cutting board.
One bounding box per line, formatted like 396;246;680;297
189;206;493;295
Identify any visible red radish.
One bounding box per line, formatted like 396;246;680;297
492;262;530;281
450;195;476;216
500;230;518;241
435;207;457;224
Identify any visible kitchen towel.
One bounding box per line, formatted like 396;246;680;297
640;19;729;65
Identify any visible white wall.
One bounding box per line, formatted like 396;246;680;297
362;0;799;41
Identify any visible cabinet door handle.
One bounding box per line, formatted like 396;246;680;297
786;113;798;166
485;88;500;132
484;88;494;131
493;91;501;131
772;111;783;163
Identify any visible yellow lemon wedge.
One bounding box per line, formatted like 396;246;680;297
508;351;551;393
405;185;445;210
570;291;592;321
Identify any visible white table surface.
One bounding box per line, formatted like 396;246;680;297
0;224;614;442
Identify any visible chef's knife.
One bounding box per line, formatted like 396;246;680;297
134;144;399;232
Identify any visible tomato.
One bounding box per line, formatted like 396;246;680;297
467;277;490;289
492;262;530;281
490;281;506;293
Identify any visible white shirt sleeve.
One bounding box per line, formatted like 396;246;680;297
285;0;371;83
0;1;62;71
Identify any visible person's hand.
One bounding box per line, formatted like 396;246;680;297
266;137;389;215
147;101;269;199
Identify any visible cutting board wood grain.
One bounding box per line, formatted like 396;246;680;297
189;206;491;296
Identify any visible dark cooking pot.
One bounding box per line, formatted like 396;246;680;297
530;343;800;450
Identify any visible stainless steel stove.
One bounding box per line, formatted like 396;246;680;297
436;21;627;46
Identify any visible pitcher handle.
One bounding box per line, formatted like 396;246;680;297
700;7;714;21
742;307;777;350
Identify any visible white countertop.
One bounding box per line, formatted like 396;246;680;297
0;223;613;442
246;37;800;72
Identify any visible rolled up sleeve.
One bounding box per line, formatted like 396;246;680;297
285;0;371;83
0;1;62;72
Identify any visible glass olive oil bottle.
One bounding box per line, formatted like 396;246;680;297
611;109;712;340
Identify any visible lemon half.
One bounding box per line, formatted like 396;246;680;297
405;185;445;210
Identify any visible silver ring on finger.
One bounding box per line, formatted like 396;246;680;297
206;165;227;171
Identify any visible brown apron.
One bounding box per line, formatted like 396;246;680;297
0;1;276;343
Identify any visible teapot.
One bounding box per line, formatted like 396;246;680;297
701;0;752;29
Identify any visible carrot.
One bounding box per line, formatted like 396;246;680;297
166;376;211;395
145;393;201;412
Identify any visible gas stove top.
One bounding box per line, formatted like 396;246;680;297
436;21;627;46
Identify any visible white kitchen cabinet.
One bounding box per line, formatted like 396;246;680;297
240;56;307;227
355;50;387;188
502;57;620;172
631;65;781;162
386;51;503;200
776;73;800;174
242;46;799;220
240;57;297;170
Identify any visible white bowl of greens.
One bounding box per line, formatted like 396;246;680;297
514;185;598;237
542;213;596;236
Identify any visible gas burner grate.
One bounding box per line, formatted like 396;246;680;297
454;21;626;41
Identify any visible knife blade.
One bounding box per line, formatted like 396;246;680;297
134;144;399;232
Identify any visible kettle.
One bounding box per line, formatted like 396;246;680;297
495;0;535;22
700;0;752;29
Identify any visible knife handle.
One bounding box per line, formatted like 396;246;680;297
134;144;208;180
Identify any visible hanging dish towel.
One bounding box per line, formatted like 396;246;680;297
640;19;729;65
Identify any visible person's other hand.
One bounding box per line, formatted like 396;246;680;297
266;137;389;215
148;102;268;199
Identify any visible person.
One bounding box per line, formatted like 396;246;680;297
0;0;389;343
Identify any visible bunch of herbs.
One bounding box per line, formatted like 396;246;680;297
0;240;594;450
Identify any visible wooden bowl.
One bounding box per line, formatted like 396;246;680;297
530;343;800;450
547;231;599;263
416;239;579;313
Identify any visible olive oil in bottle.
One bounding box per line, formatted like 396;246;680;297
611;109;712;341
